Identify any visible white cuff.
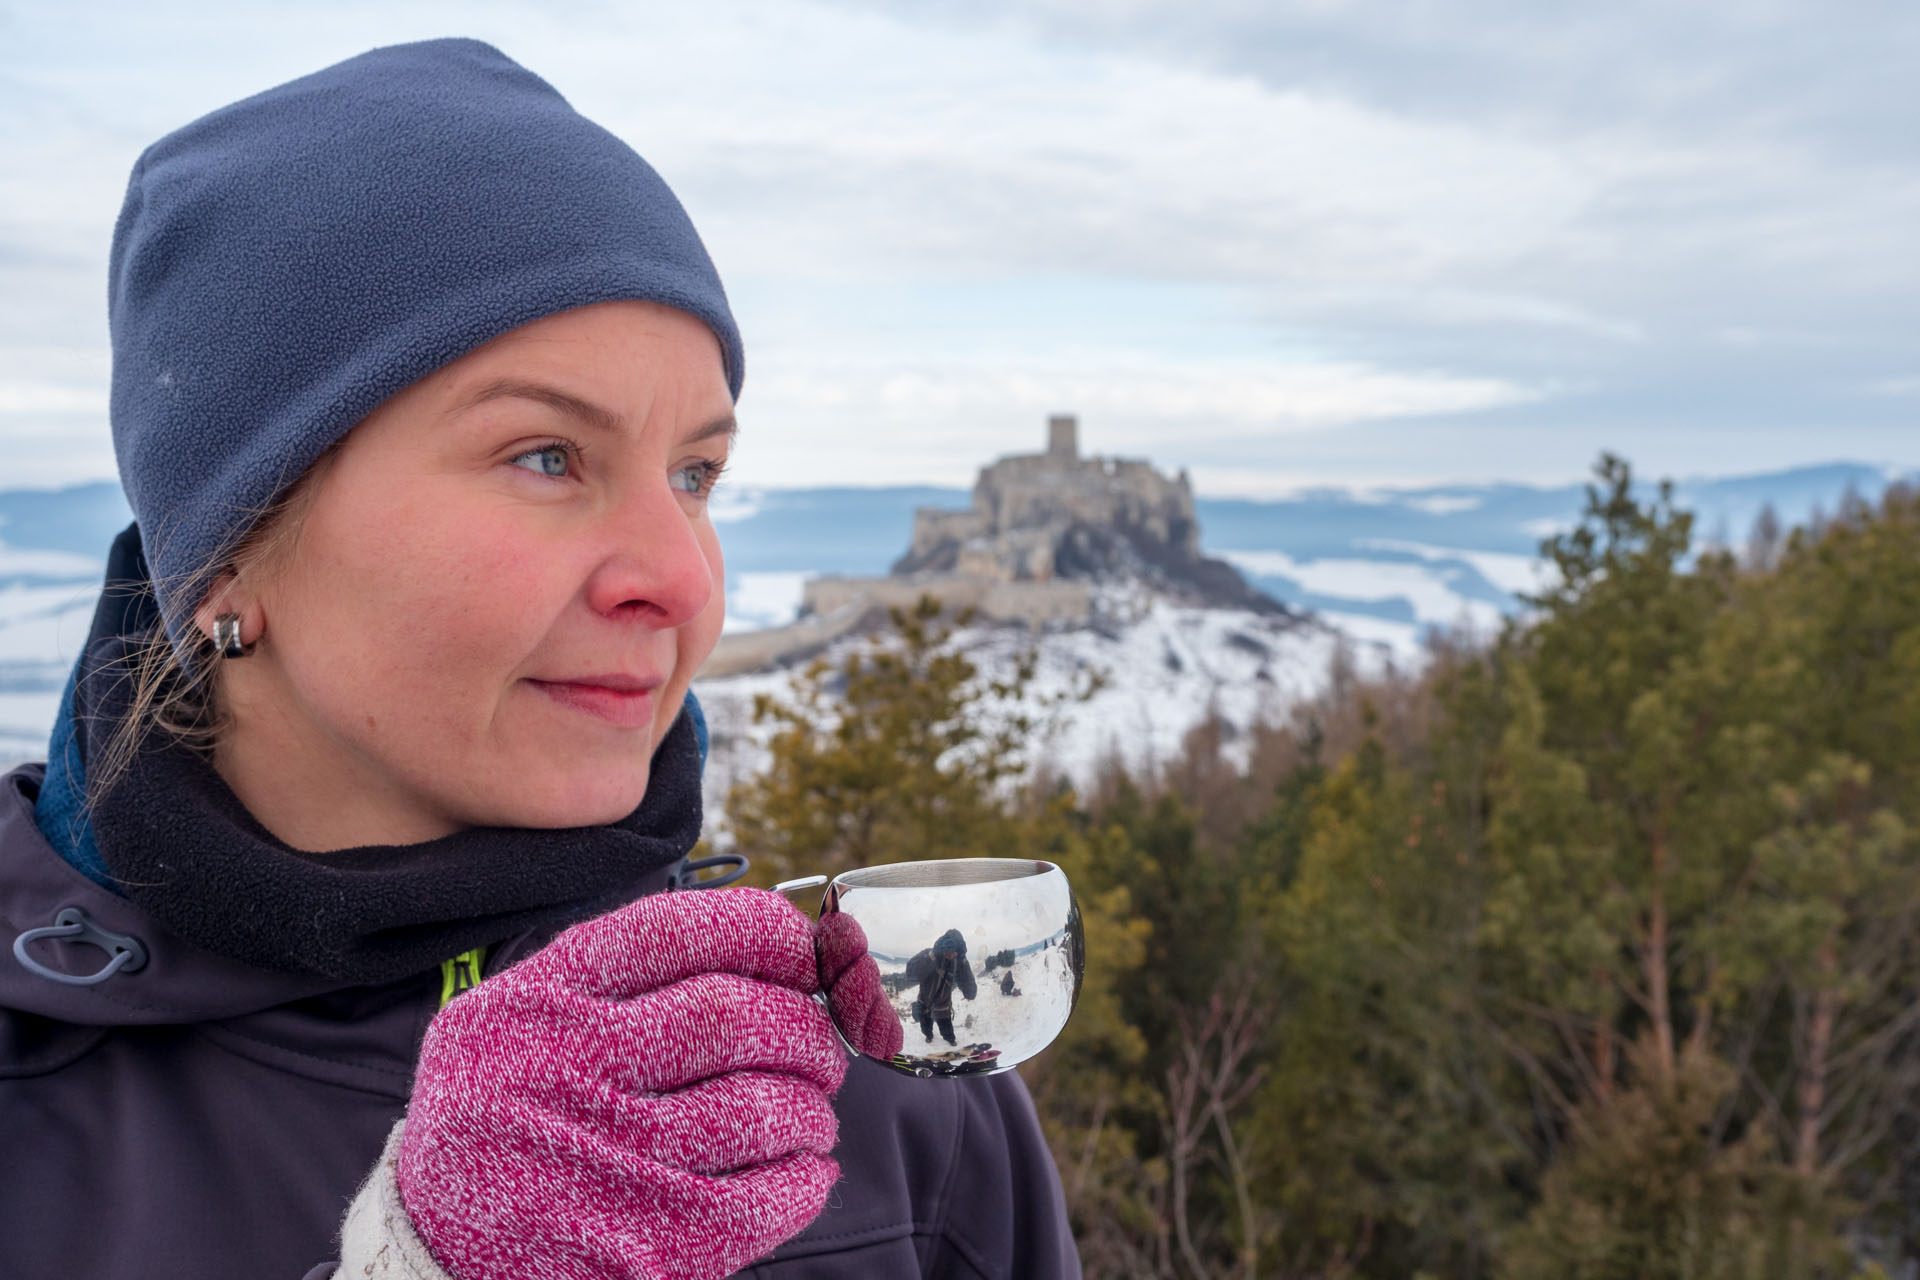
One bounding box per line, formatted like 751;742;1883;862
332;1122;458;1280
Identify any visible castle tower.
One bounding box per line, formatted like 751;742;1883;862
1047;413;1078;460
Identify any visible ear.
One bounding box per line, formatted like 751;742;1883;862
191;572;266;651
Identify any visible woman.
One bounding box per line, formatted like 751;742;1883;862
0;38;1079;1279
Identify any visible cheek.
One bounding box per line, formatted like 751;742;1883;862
681;526;726;667
271;493;560;735
695;526;726;636
654;523;726;753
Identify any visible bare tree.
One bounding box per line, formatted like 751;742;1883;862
1163;986;1271;1279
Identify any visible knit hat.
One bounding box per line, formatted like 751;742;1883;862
107;38;743;647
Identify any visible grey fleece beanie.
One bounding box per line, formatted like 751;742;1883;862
107;37;744;646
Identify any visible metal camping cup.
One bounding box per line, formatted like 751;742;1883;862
777;858;1084;1079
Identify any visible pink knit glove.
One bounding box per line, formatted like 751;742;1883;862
396;888;847;1280
816;911;904;1060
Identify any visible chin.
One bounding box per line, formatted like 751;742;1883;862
474;761;654;830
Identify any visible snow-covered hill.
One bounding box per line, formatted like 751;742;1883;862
691;590;1366;830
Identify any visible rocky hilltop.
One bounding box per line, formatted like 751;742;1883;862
883;415;1283;617
702;416;1289;677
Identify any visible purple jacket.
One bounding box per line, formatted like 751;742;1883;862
0;765;1081;1278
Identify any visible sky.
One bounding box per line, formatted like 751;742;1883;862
2;0;1918;499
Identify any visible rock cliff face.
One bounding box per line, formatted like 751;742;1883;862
887;415;1286;617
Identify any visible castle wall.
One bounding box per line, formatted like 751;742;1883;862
955;524;1058;582
698;596;871;679
801;574;1091;628
964;453;1197;555
910;507;988;559
982;579;1093;625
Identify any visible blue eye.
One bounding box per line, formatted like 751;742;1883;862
511;445;572;477
671;460;725;495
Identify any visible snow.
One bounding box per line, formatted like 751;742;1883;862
693;593;1393;830
877;939;1077;1072
1314;610;1424;661
1217;548;1507;631
1356;538;1556;596
0;690;60;766
0;542;103;579
0;583;97;664
1404;494;1485;516
724;571;809;632
708;488;765;524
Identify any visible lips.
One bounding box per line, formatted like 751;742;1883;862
527;674;664;729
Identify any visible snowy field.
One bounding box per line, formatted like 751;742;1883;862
875;936;1077;1076
840;865;1080;1074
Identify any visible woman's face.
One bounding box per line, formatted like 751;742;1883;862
205;300;732;850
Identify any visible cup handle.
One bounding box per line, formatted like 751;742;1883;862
772;875;828;895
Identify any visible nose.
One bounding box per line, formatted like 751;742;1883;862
582;479;715;628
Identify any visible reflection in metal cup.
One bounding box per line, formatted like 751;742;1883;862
811;858;1083;1080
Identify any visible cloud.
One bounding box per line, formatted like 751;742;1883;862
2;0;1918;495
839;1;1920;164
0;382;103;415
808;2;1920;444
733;340;1536;488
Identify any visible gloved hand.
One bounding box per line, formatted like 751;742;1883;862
816;910;905;1061
395;887;848;1280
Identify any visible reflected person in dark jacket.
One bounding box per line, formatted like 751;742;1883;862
906;928;978;1045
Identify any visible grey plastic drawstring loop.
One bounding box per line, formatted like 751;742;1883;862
668;853;750;891
13;906;149;986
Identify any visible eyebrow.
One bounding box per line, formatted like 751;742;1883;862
453;378;738;446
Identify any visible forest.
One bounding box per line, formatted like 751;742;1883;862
721;456;1920;1279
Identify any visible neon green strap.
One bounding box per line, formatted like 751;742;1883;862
437;946;489;1009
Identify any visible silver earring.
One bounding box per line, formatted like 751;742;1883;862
213;613;247;659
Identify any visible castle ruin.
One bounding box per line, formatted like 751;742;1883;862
885;414;1199;585
700;416;1281;678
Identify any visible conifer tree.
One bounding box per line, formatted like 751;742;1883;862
726;595;1045;884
